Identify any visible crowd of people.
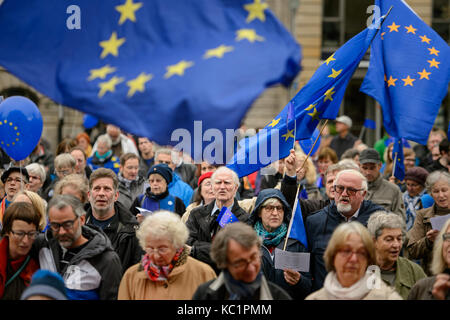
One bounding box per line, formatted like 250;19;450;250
0;118;449;301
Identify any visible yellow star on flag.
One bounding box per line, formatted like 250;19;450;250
419;35;431;44
98;76;124;98
88;65;116;81
427;47;439;56
427;58;440;68
381;32;386;40
164;60;194;78
304;103;317;111
323;87;335;102
267;118;280;128
387;22;400;32
417;69;431;80
386;76;398;87
244;0;268;23
328;68;342;79
236;29;265;42
281;129;295;141
126;72;153;97
307;107;320;121
99;32;126;59
115;0;143;25
402;75;415;86
324;53;336;66
203;45;234;59
404;25;417;34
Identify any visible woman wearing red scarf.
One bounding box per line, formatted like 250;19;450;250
118;210;216;299
0;202;40;299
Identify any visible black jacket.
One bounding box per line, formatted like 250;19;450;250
175;162;198;189
186;200;249;273
85;202;143;273
192;272;292;300
305;200;385;291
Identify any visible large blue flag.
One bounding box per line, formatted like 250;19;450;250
360;0;450;145
0;0;301;162
227;23;381;178
392;137;405;181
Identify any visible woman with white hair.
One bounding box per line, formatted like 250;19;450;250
118;211;216;300
408;218;450;299
367;211;426;299
86;134;121;174
306;221;402;300
25;163;46;196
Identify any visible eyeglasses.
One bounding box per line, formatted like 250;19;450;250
443;233;450;243
334;185;363;196
55;169;72;176
6;177;23;184
337;248;368;260
10;230;40;240
229;252;261;270
262;205;284;213
145;246;171;255
49;217;78;232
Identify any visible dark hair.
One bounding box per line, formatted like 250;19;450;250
318;147;338;163
56;138;78;156
120;152;139;166
439;139;450;154
0;202;40;237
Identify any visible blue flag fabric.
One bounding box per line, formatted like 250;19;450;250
360;0;450;145
217;207;239;228
392;137;405;181
363;118;376;129
0;0;301;162
448;121;450;140
385;136;411;148
227;24;381;178
288;200;308;250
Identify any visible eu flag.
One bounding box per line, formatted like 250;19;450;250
227;23;381;178
363;118;376;130
360;0;450;145
392;137;405;181
0;0;301;161
217;207;239;228
288;199;308;250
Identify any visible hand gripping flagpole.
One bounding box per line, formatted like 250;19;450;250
283;119;329;250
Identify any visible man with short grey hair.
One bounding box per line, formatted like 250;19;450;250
33;195;123;300
359;148;406;220
186;166;249;273
305;169;385;290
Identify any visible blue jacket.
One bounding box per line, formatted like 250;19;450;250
305;200;385;291
87;152;120;175
248;189;312;299
168;172;194;207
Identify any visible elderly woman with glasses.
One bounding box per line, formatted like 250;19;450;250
306;221;402;300
407;171;450;275
408;218;450;299
118;210;216;300
367;211;426;299
246;188;312;299
0;202;40;299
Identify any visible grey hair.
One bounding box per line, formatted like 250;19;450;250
210;222;262;269
137;210;188;249
47;194;86;218
334;169;368;192
25;163;46;183
96;134;112;149
54;153;76;170
425;171;450;194
211;166;240;188
155;148;175;164
367;211;406;239
337;159;360;171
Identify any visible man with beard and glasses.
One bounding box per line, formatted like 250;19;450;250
84;168;143;273
32;195;122;300
305;169;385;291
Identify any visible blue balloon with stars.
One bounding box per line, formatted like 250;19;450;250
0;96;43;161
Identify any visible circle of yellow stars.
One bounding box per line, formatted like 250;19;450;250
0;120;21;147
383;21;440;88
87;0;271;99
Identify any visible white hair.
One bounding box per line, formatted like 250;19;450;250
334;169;368;192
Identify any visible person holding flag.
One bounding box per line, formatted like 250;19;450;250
247;188;312;300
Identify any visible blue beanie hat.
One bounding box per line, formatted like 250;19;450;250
147;163;173;184
20;270;68;300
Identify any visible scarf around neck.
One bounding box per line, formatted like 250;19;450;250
254;221;287;247
223;269;262;300
323;269;381;300
141;246;186;281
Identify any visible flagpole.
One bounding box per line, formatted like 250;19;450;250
283;119;328;250
391;151;398;178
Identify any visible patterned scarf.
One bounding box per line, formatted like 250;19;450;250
403;190;426;230
141;246;187;281
254;221;287;247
